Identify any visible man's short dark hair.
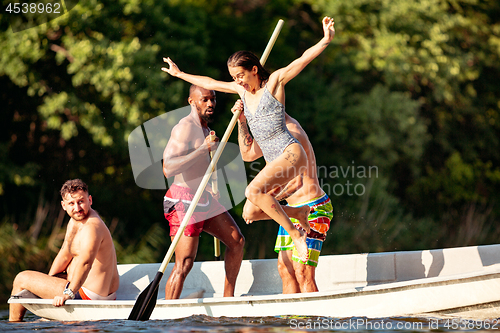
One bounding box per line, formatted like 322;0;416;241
189;84;199;97
60;179;88;199
189;84;215;98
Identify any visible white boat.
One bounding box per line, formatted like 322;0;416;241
9;244;500;321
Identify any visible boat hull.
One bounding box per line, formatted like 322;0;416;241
9;244;500;321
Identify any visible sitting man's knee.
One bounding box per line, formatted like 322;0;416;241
13;271;31;288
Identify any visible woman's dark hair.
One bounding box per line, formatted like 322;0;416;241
227;51;270;82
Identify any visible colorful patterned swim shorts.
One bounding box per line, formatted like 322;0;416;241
274;193;333;267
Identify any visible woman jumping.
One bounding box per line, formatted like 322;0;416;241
162;16;335;262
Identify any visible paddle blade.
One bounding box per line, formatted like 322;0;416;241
128;271;163;321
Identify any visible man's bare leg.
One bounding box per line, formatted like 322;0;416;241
204;212;244;297
277;251;300;294
277;250;318;293
293;259;318;293
9;271;67;322
164;234;198;299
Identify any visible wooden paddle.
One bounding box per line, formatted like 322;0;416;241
209;130;222;261
128;19;284;321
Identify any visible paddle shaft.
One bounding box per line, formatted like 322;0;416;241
209;131;221;260
260;19;284;66
209;131;218;195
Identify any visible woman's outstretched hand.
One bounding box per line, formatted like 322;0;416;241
161;57;181;76
322;16;335;42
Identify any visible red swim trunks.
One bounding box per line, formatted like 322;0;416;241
164;184;226;237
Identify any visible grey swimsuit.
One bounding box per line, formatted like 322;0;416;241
242;87;299;162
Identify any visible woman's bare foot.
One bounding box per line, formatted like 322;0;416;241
292;231;309;263
242;211;253;224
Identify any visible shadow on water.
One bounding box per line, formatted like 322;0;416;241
1;309;496;333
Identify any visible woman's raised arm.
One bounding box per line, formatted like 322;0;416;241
161;57;240;94
274;17;335;86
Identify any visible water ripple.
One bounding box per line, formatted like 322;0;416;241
1;309;497;333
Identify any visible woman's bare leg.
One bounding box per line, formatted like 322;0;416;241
245;143;310;261
243;199;310;231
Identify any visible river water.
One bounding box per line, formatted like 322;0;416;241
1;309;499;333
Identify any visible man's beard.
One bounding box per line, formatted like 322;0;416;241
198;106;215;124
70;209;90;221
200;113;214;124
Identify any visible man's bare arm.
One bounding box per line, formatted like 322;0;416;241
48;227;73;276
65;222;102;294
163;123;216;178
52;218;104;307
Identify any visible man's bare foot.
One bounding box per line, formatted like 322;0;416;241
295;205;311;233
293;231;309;263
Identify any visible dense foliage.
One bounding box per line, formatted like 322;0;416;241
1;0;499;303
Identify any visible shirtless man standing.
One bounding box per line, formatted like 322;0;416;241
232;100;333;293
162;85;245;299
9;179;120;322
